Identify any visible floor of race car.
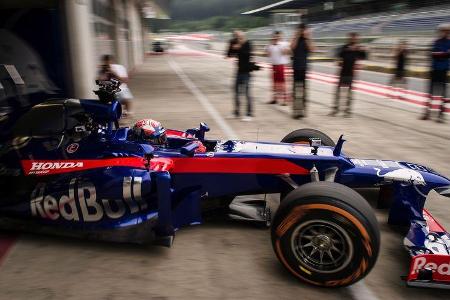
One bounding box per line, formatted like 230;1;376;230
0;44;449;299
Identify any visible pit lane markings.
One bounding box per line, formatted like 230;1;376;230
0;233;16;267
167;58;238;140
347;279;380;300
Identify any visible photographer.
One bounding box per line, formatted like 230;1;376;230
230;31;254;122
291;23;315;119
98;55;133;117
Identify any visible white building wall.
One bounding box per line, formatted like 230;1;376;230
113;0;130;69
65;0;145;98
128;0;144;69
64;0;97;98
134;3;144;67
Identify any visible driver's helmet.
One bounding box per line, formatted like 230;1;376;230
132;119;167;145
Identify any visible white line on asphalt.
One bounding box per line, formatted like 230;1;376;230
167;58;238;140
347;279;380;300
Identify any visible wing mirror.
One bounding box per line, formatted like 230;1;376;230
180;141;199;157
197;122;209;141
185;122;210;141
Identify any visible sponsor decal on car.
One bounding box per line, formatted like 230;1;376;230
66;143;79;154
30;177;146;222
374;167;426;185
408;254;450;282
28;161;84;175
21;158;146;176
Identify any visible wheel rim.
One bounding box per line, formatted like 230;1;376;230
290;219;354;274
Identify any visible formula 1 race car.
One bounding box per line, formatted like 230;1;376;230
0;80;449;288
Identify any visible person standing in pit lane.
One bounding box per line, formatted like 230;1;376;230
421;24;450;123
266;31;290;106
389;40;408;99
98;55;134;117
291;23;315;119
229;31;254;122
331;32;367;118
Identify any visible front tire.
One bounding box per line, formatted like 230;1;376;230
271;182;380;287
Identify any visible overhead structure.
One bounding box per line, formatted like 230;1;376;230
242;0;450;23
242;0;310;29
143;0;171;20
242;0;311;17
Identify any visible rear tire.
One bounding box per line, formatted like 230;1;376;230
281;128;335;147
271;182;380;287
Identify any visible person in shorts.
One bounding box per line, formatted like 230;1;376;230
266;31;290;105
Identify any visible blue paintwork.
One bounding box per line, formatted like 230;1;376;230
0;98;449;252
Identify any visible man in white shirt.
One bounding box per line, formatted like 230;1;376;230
266;31;290;105
98;55;134;117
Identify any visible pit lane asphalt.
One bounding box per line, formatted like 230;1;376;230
0;45;449;300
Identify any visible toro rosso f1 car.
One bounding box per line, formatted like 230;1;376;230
0;80;450;288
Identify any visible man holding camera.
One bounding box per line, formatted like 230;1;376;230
230;31;254;122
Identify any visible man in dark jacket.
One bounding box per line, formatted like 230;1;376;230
230;31;253;121
421;24;450;123
291;23;314;119
331;32;367;117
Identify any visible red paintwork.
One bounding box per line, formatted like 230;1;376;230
170;157;309;175
21;158;147;176
408;254;450;282
21;156;308;176
423;209;446;233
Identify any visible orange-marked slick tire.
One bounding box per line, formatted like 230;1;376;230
271;182;380;287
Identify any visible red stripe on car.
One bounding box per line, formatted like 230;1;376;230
170;157;309;174
21;157;308;176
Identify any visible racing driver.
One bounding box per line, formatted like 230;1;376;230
131;119;168;145
130;119;206;153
